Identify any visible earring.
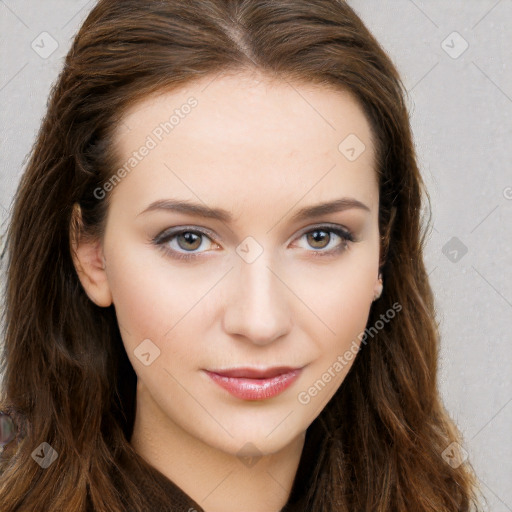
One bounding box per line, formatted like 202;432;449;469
0;411;17;449
373;273;383;301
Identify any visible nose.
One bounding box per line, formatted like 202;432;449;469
222;253;292;346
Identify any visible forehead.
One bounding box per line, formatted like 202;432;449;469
109;72;378;217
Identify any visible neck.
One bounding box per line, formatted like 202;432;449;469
130;380;306;512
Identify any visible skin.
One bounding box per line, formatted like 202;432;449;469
72;70;382;512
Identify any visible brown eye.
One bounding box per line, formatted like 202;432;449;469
295;225;355;256
151;226;219;261
306;229;331;249
176;232;202;251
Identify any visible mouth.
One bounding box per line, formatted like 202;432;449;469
203;366;304;401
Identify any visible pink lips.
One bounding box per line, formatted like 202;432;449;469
204;366;303;400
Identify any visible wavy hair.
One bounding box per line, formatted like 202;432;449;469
0;0;481;510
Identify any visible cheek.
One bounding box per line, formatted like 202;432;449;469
296;277;373;409
103;241;176;361
296;256;375;337
295;254;375;391
318;282;372;355
107;260;166;338
104;244;212;369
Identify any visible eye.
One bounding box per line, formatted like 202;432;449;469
151;227;219;261
150;224;356;261
293;225;355;257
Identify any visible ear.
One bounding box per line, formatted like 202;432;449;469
372;273;383;302
69;203;113;307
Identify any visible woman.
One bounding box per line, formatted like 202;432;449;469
0;0;481;510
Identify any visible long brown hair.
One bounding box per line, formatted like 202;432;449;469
0;0;481;510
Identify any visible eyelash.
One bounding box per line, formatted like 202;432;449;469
150;224;356;262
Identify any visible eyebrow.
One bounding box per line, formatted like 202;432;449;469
137;197;370;223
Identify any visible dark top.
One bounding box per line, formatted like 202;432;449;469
121;418;324;512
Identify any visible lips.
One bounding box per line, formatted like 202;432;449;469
210;366;298;379
204;366;303;401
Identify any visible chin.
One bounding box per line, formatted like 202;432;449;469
199;414;307;457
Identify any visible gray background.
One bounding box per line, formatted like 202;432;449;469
0;1;511;510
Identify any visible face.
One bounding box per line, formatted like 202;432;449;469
74;71;381;457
